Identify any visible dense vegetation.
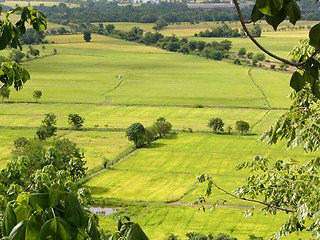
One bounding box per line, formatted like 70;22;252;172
36;2;253;24
33;1;320;27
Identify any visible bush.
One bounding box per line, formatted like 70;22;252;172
233;58;241;65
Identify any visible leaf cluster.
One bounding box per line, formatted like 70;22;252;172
0;7;47;91
0;165;99;240
109;216;149;240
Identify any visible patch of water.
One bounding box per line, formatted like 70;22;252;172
88;206;121;217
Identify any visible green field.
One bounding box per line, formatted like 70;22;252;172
99;205;309;240
0;30;310;239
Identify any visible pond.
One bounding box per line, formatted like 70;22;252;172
88;206;121;217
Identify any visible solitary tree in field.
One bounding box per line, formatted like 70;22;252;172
0;87;10;102
235;120;250;135
83;31;92;42
208;118;224;133
33;90;42;102
68;113;85;130
126;123;146;148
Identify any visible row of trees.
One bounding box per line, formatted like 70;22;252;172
35;2;254;25
33;1;320;26
36;113;84;140
126;117;172;148
208;118;250;135
196;23;261;38
105;25;232;60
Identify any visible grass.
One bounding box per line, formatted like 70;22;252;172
1;34;290;109
0;128;35;169
86;132;316;205
86;169;196;202
64;131;131;170
0;103;284;134
99;204;310;240
0;29;309;238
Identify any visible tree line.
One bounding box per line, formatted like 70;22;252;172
35;2;254;24
196;23;261;38
32;1;320;27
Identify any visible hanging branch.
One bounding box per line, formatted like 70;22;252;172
211;180;294;213
232;0;318;67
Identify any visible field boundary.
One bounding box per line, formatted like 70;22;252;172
248;68;272;109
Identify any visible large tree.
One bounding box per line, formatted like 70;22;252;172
199;0;320;239
126;123;146;148
208;118;224;133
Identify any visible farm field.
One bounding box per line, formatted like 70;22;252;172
99;205;309;240
7;34;292;108
0;30;310;239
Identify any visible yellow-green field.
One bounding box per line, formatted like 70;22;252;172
0;30;311;239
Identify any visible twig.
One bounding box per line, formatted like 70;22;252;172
212;180;294;213
0;83;4;91
232;0;318;67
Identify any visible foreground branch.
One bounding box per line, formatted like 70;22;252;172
232;0;318;67
212;180;294;213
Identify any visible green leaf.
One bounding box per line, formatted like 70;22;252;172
9;220;41;240
125;223;149;240
256;0;283;16
312;81;320;99
310;58;320;69
49;185;63;207
29;193;49;210
14;205;32;223
87;215;100;240
251;5;265;22
40;217;76;240
265;8;286;30
284;0;301;25
2;204;17;236
109;232;120;240
64;194;85;227
309;23;320;50
303;68;315;84
290;71;305;92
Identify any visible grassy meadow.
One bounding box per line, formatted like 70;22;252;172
0;27;313;239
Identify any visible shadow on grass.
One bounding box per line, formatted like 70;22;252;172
146;142;166;149
163;133;178;140
89;186;109;194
